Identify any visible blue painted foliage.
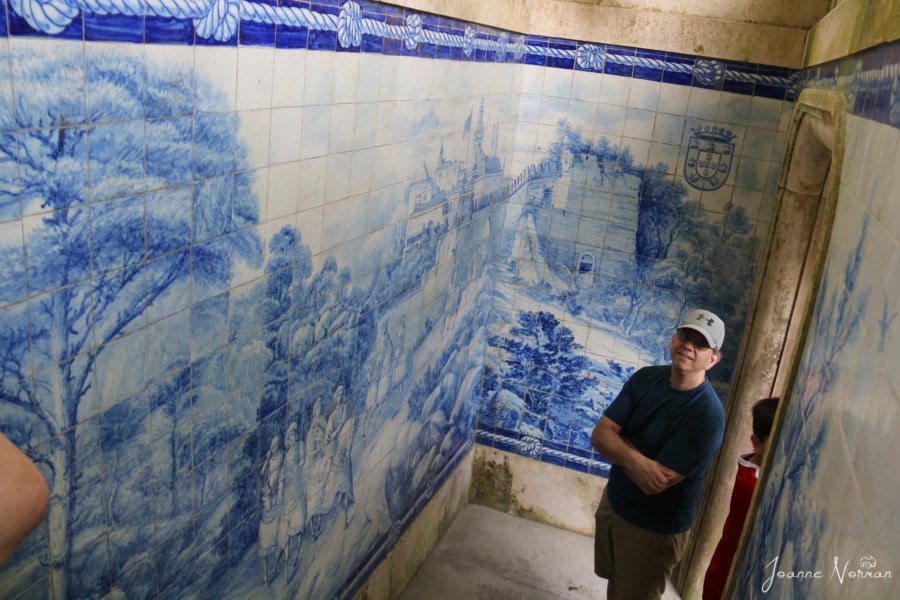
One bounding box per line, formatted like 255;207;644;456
0;45;262;598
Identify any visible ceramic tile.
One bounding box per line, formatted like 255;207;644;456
348;148;374;197
267;161;301;221
0;220;24;303
598;75;631;107
649;112;684;146
356;54;382;102
657;83;692;117
398;57;432;100
735;157;770;190
236;109;271;171
686;86;722;118
542;67;573;99
236;47;275;111
594;103;627;136
749;95;784;130
736;114;900;599
268;107;302;166
85;43;144;124
717;93;753;125
570;69;600;102
0;41;13;133
740;125;777;162
10;39;86;129
629;79;661;112
538;95;568;126
518;92;541;123
324;151;353;205
332;53;360;104
144;44;194;119
300;105;331;159
95;330;149;412
622;106;655;140
194;176;234;244
375;54;401;102
329;103;356;154
196;45;238;114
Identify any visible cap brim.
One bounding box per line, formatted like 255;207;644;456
677;324;717;350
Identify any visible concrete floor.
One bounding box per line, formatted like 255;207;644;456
397;503;682;600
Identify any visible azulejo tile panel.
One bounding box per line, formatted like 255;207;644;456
733;111;900;598
0;35;498;598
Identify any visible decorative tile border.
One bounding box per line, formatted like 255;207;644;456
2;0;799;100
800;40;900;129
476;426;611;477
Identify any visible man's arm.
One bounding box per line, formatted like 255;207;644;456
0;433;49;566
591;416;684;495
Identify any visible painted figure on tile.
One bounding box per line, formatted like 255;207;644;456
325;391;357;529
306;398;329;539
259;435;284;582
278;421;308;581
319;386;349;526
367;321;396;402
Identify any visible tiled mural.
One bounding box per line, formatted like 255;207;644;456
0;0;799;598
478;110;779;471
733;42;900;599
476;52;797;470
0;34;501;598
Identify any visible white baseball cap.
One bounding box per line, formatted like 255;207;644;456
677;309;725;352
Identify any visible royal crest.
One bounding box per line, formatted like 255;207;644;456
684;125;737;191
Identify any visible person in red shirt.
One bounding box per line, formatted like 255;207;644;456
703;396;779;599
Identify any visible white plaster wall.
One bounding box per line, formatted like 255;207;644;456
805;0;900;66
471;446;604;536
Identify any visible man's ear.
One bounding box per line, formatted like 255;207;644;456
704;351;722;370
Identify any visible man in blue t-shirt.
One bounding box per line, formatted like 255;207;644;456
591;309;727;600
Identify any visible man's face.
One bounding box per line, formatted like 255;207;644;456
670;328;720;373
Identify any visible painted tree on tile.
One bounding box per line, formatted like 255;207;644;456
736;213;872;599
0;46;261;597
483;310;602;439
635;165;762;358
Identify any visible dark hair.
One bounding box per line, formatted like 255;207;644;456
751;397;779;441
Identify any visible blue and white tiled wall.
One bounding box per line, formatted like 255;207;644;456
734;41;900;599
0;0;800;598
479;51;795;471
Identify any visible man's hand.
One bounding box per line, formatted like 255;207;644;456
591;416;685;495
622;456;682;495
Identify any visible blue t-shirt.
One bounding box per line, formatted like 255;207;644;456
603;365;725;533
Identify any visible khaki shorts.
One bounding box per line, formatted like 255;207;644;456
594;489;689;600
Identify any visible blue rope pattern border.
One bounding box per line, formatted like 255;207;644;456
799;41;900;129
2;0;799;100
477;428;612;477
